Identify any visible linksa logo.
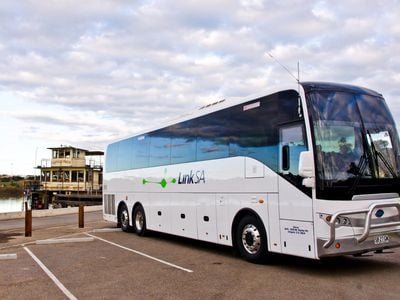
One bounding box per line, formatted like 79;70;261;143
178;170;206;184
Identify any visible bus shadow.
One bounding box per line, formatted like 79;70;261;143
145;230;235;256
145;230;399;275
266;251;399;276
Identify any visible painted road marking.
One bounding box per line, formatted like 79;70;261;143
0;232;89;251
0;253;17;260
92;228;122;233
86;233;194;273
23;247;77;300
36;237;94;245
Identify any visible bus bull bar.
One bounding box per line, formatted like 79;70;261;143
323;201;400;249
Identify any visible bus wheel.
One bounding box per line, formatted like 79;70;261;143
235;215;268;263
133;205;147;236
119;204;131;232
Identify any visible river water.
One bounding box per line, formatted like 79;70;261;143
0;197;24;213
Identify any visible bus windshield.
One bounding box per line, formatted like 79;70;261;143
307;87;400;200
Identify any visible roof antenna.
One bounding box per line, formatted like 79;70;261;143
267;53;302;117
296;60;302;118
267;53;299;83
297;61;300;83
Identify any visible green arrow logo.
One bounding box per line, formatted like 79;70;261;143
142;169;177;188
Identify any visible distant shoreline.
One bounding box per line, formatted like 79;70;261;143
0;187;24;198
0;178;25;199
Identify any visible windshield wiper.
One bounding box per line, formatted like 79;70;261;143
367;130;398;178
346;152;369;197
346;128;376;198
347;130;398;198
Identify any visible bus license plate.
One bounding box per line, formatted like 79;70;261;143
374;235;390;245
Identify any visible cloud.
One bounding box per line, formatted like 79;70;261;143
0;0;400;175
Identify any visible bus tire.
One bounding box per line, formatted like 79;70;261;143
119;204;132;232
133;205;147;236
235;214;268;263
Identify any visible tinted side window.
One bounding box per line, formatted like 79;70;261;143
171;137;196;164
195;111;230;161
117;138;133;171
280;125;307;175
133;135;150;168
149;133;171;167
169;121;197;164
105;90;303;173
228;94;279;171
106;143;119;172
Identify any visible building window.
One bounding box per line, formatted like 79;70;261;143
41;171;51;182
78;171;84;182
62;171;70;182
71;171;78;182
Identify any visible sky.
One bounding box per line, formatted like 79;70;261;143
0;0;399;175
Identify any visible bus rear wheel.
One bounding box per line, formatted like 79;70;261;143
133;205;147;236
235;215;268;263
119;204;131;232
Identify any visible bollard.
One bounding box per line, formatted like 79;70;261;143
25;202;32;237
79;205;84;228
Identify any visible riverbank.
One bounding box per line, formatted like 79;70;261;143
0;186;24;198
0;178;24;198
0;205;102;221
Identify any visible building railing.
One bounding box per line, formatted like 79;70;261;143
39;182;102;192
51;158;86;167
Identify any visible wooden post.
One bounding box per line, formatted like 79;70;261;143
25;202;32;237
79;205;84;228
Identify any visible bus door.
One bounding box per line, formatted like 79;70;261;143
278;123;316;258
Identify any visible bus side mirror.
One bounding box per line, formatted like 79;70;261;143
299;151;315;188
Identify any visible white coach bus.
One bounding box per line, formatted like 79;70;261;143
103;82;400;262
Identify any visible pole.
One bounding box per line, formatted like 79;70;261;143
25;202;32;237
79;205;84;228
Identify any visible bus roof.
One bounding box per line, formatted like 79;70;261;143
112;83;301;144
301;81;383;97
108;81;383;146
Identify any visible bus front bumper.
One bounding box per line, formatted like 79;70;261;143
317;231;400;257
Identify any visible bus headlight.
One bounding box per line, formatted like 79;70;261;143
335;216;351;226
320;214;351;226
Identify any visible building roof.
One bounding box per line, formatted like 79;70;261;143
47;145;104;155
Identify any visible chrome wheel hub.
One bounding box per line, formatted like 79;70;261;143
241;224;261;254
135;210;144;231
121;209;129;227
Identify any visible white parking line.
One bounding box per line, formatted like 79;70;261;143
0;232;90;251
85;233;193;273
91;228;122;233
36;237;94;245
0;253;17;260
23;247;77;300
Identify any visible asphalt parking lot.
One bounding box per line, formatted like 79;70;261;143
1;213;400;299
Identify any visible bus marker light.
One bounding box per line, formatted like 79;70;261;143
258;199;265;204
325;215;332;222
335;242;341;249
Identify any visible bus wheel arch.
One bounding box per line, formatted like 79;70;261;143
232;209;269;263
132;202;147;236
117;202;131;232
